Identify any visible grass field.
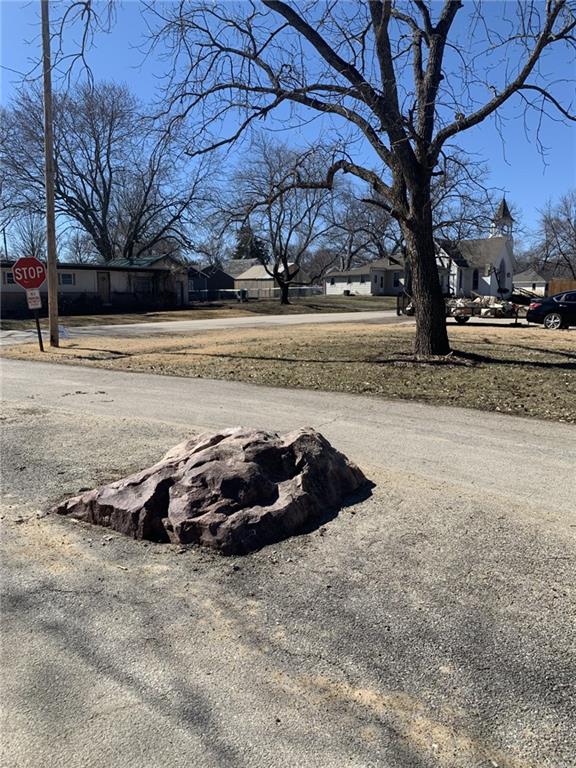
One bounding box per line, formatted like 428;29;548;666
3;321;574;423
0;295;397;330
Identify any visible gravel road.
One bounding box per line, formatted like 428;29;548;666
0;309;407;347
1;358;575;768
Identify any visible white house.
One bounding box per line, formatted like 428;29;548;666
1;254;189;317
435;198;516;298
513;267;549;296
324;256;405;296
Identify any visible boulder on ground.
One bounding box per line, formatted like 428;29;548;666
55;427;368;554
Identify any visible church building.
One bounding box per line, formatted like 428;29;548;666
435;198;515;298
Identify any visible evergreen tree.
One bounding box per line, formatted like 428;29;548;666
233;220;268;261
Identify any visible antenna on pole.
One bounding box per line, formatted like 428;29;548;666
41;0;59;347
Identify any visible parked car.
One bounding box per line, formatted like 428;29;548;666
526;291;576;329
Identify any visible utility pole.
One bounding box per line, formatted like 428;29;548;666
41;0;59;347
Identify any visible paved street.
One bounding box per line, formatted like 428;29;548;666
1;358;575;767
0;309;407;347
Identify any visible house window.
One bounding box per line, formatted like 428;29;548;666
472;269;479;291
58;273;75;286
393;271;400;288
4;271;14;284
373;275;377;283
360;274;366;283
330;277;335;285
380;276;384;288
532;283;536;291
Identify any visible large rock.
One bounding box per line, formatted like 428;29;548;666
55;427;368;554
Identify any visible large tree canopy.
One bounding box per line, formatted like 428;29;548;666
146;0;575;354
1;81;212;263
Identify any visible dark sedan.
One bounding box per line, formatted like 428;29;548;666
526;291;576;329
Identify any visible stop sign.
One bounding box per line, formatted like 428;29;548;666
12;257;47;290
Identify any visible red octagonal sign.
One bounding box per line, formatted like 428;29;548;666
12;257;47;290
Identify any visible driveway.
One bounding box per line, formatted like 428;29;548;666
1;359;574;768
0;309;408;347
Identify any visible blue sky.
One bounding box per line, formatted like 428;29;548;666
1;0;575;241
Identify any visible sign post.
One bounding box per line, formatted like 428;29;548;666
26;290;44;352
12;257;47;352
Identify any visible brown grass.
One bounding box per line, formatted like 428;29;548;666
2;322;575;422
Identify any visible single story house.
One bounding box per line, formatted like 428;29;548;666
325;256;405;296
1;254;189;317
513;268;549;296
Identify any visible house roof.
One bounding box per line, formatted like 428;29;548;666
0;259;172;273
436;236;510;269
515;264;574;282
513;268;548;283
235;262;299;280
326;256;403;279
223;258;262;277
106;254;183;269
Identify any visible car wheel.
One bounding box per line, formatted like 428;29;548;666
543;312;563;330
454;316;470;324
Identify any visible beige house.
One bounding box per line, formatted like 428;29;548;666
234;262;310;296
1;255;189;317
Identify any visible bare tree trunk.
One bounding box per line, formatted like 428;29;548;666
402;198;450;357
279;281;290;305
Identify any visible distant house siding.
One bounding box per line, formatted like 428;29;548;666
326;269;403;296
514;279;547;296
325;276;350;295
0;262;189;317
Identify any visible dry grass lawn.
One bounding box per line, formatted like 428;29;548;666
3;322;575;422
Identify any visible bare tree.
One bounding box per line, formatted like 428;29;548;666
12;212;47;260
430;153;501;243
326;185;400;271
64;228;99;263
1;82;211;263
148;0;576;355
530;190;576;279
231;138;333;303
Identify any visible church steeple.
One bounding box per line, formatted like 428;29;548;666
490;196;514;239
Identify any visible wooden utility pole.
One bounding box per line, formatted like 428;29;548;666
41;0;59;347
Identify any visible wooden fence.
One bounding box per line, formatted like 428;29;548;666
548;278;576;295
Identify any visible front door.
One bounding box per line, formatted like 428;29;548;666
97;271;111;304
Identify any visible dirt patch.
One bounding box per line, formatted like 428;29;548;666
2;322;575;422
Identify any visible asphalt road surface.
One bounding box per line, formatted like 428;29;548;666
1;358;575;768
0;309;407;347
